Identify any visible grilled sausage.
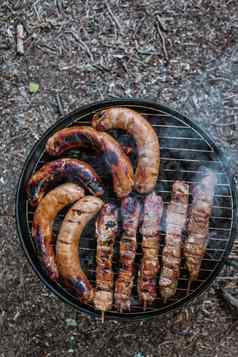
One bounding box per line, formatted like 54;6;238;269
184;169;217;287
92;107;160;193
138;192;163;308
32;183;85;281
46;126;134;198
94;203;118;313
27;158;104;206
159;181;189;302
56;196;104;303
114;196;141;312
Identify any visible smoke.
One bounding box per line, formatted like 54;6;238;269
170;46;238;181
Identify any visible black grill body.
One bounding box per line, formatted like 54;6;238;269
16;99;237;320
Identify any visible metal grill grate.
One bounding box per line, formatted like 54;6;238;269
17;100;237;320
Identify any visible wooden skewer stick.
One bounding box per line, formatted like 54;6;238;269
186;279;192;296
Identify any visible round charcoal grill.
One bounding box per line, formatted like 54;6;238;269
16;99;237;320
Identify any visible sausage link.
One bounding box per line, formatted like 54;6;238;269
27;158;104;206
56;196;104;303
32;183;85;280
94;203;118;312
46;126;134;198
92;107;160;193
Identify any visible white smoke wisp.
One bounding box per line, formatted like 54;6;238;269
170;46;238;181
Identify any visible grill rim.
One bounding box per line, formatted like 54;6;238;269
15;98;238;321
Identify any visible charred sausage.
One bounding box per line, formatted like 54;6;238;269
56;196;104;303
184;169;217;287
92;107;160;193
114;196;141;312
94;203;118;313
159;181;189;302
27;158;104;206
32;183;85;280
46;126;134;198
138;192;163;308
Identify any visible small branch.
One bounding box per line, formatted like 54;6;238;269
156;14;167;32
220;288;238;310
105;1;123;36
78;39;94;62
16;24;24;55
155;17;169;62
213;120;238;127
68;31;94;62
217;276;238;280
56;93;64;116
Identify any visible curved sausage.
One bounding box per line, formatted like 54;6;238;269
32;183;85;281
56;196;104;303
92;107;160;193
184;169;217;288
138;192;163;308
27;158;104;206
94;203;118;312
159;181;189;302
114;196;141;312
46;126;134;198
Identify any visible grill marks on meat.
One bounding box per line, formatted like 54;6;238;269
26;158;104;206
184;169;217;286
94;203;118;313
92;107;160;194
56;196;104;303
32;183;85;281
159;181;189;302
114;196;141;312
46;126;134;198
28;111;218;314
138;192;163;308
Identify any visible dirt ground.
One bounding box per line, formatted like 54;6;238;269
1;1;238;356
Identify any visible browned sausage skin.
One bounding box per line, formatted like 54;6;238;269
92;107;160;194
27;158;104;206
46;126;134;198
56;196;104;303
32;183;85;281
94;203;118;312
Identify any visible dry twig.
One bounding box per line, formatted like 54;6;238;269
155;19;169;62
16;24;24;55
56;93;64;116
105;1;123;36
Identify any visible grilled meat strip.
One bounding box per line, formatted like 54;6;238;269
184;169;217;285
114;196;141;312
94;203;118;313
159;181;189;302
138;192;163;308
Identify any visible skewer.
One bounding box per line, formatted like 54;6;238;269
186;279;192;296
